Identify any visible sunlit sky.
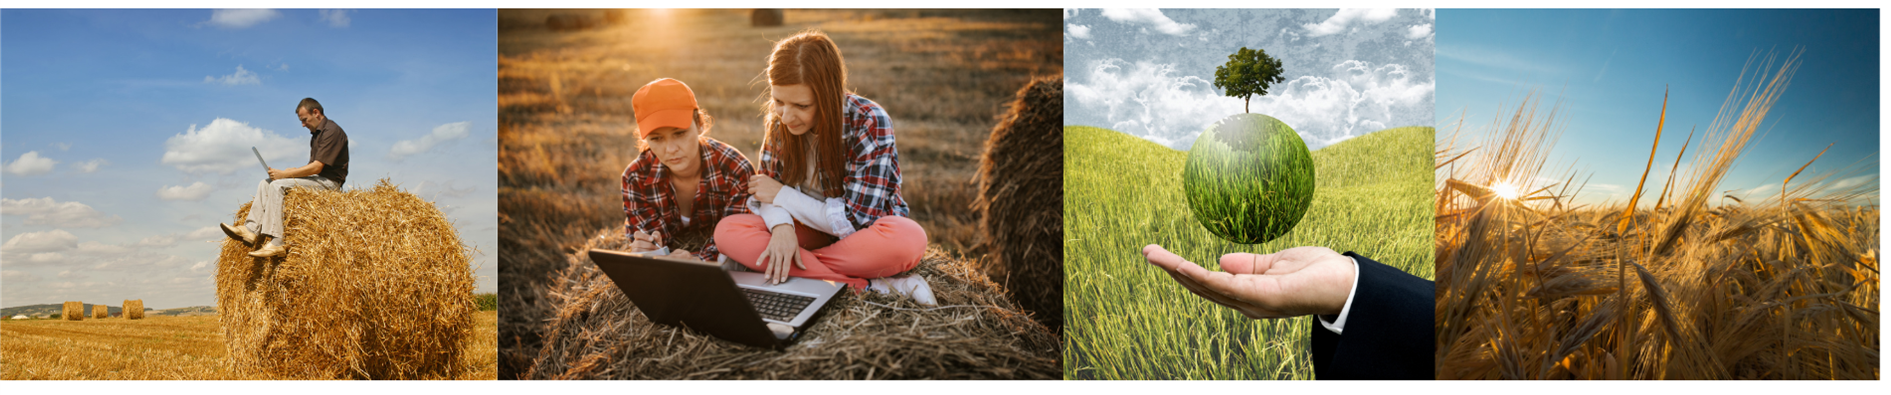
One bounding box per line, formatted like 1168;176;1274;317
1436;9;1878;206
2;9;499;309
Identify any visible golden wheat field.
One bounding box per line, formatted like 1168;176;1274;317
0;312;498;380
1435;53;1879;379
496;9;1061;377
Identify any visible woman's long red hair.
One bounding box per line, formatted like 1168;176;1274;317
763;30;847;198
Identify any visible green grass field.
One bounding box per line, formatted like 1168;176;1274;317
1064;125;1434;380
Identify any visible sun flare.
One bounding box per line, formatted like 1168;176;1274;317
1491;181;1520;200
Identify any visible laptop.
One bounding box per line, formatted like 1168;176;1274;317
587;248;846;349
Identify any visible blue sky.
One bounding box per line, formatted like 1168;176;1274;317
1;9;498;309
1437;9;1878;206
1065;9;1435;150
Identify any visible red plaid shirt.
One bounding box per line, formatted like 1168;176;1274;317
759;93;910;231
622;137;755;261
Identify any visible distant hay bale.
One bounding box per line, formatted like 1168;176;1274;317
524;230;1060;379
93;304;108;319
125;299;144;320
216;179;476;379
63;301;83;321
751;9;784;27
974;76;1064;333
544;14;595;32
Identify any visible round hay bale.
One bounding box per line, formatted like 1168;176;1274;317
974;76;1064;333
63;301;83;321
544;14;595;32
124;299;145;320
93;304;108;319
524;229;1060;379
751;9;784;27
216;179;476;379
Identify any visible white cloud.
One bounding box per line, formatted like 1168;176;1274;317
191;261;213;272
156;182;217;201
1304;9;1399;37
1069;58;1433;150
4;151;58;176
204;65;260;85
1406;24;1433;40
183;226;223;241
1100;9;1195;36
206;9;280;29
1067;24;1092;40
1;198;123;228
389;121;472;160
161;118;302;174
138;235;179;248
318;9;353;28
1;270;39;283
1064;9;1077;20
50;143;71;151
1;230;78;253
73;159;108;173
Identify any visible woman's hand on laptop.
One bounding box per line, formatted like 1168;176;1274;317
664;249;696;261
756;224;805;284
630;230;663;253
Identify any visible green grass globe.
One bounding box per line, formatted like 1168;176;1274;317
1183;113;1316;244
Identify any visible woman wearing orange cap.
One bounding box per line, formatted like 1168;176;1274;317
622;78;757;262
714;30;934;305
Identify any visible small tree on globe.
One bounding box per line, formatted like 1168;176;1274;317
1213;47;1287;114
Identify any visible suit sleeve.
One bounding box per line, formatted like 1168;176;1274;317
1310;252;1435;380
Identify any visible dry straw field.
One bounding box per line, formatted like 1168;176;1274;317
497;9;1062;378
1435;52;1879;379
0;312;498;380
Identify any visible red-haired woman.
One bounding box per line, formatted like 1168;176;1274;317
714;31;933;304
622;78;756;262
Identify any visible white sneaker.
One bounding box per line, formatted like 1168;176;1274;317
869;275;936;306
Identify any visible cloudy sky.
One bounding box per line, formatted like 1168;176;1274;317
1438;9;1878;206
1065;8;1436;150
1;9;498;309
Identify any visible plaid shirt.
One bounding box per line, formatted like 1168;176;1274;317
622;137;755;261
760;93;910;231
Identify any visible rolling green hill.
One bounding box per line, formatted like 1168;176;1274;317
1064;125;1434;380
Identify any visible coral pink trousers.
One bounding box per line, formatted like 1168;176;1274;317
714;214;927;289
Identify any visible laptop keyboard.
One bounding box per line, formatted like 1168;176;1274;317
743;289;816;322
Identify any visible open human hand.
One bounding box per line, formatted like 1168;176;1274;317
1141;244;1356;319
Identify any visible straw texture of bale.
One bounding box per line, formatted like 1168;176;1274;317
63;302;82;321
92;304;108;319
124;299;144;320
524;229;1061;379
215;179;477;380
974;76;1064;333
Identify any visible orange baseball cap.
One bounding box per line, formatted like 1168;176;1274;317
632;78;698;138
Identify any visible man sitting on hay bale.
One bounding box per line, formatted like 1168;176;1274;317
220;97;350;258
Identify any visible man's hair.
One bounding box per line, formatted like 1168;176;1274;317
297;98;324;115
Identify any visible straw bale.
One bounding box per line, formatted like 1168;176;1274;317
125;299;145;320
93;304;108;319
751;9;784;27
524;229;1060;379
216;179;477;379
974;76;1064;332
63;301;83;321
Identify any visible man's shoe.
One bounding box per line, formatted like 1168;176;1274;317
220;223;258;245
248;243;286;258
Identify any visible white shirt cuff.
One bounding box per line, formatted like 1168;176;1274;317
1316;256;1361;335
746;198;794;230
